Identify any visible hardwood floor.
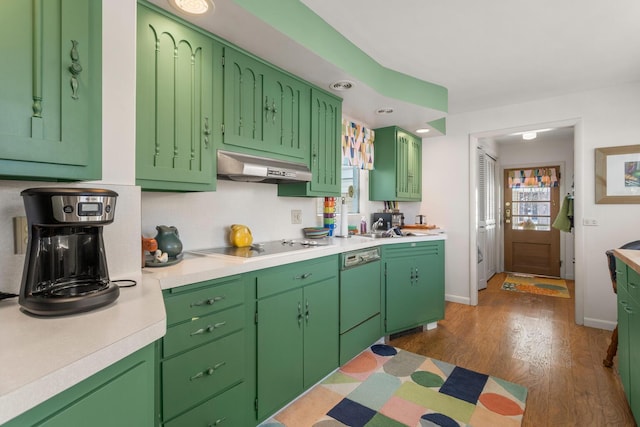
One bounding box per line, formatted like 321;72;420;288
388;272;636;426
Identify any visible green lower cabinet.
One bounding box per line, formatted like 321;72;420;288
255;256;339;421
0;0;102;181
383;241;445;334
159;275;251;426
616;258;640;422
2;344;155;427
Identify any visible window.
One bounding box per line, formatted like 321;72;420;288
511;187;551;231
316;166;360;215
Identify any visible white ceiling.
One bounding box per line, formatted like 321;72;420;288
148;0;640;137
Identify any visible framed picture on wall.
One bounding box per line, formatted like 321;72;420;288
595;144;640;204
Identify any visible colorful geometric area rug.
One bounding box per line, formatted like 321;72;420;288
263;344;527;427
501;274;570;298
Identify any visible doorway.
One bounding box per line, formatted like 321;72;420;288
468;120;579;320
503;166;561;277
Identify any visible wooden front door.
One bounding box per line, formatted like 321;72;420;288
504;166;561;277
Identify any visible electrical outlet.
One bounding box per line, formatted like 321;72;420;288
291;209;302;224
13;216;28;254
582;218;599;226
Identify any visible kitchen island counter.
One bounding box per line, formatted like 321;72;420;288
0;273;166;425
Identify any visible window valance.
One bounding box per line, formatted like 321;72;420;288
508;168;559;188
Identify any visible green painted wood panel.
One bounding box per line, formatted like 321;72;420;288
257;288;304;419
222;46;310;162
383;241;444;334
164;382;246;427
369;126;422;202
136;4;216;191
302;278;339;389
162;330;245;421
2;344;154;427
618;286;631;407
278;88;342;197
340;260;381;333
340;314;381;365
0;0;101;181
617;260;640;422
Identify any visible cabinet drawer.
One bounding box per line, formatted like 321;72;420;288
164;382;246;427
163;305;245;358
164;276;244;326
616;258;628;293
340;314;381;365
257;256;337;299
162;330;245;420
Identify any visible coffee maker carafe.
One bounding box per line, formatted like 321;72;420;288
19;188;119;316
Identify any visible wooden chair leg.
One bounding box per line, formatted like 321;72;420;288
603;325;618;368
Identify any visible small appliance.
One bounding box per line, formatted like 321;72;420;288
372;212;404;230
19;188;119;316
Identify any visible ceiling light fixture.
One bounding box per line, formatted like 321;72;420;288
170;0;214;15
415;128;430;134
329;80;354;91
375;108;394;115
522;132;537;140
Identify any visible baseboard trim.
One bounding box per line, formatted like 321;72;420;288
583;317;616;331
445;294;471;305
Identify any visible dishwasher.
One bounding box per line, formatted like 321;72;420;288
339;247;382;364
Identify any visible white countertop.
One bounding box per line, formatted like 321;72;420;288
0;233;445;424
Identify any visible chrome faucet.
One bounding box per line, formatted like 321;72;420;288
372;218;384;232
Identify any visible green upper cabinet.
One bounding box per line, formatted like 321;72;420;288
278;88;342;197
0;0;102;181
369;126;422;201
222;46;309;162
136;4;218;191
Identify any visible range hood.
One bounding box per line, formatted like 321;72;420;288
217;150;312;184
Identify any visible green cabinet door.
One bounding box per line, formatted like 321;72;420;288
303;278;339;388
2;345;155;427
257;288;304;420
618;288;631;398
369;126;422;201
222;46;310;162
256;257;339;421
384;241;444;334
0;0;101;181
278;88;342;197
136;5;217;191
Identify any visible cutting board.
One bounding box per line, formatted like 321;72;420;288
402;224;437;230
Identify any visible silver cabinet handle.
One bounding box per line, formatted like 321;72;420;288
190;361;226;381
203;117;211;148
191;296;224;307
295;272;312;280
305;300;310;322
190;321;227;336
208;418;226;426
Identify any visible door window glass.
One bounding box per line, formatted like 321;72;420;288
511;187;551;231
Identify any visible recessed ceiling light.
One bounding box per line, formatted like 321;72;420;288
522;132;537;140
170;0;214;15
375;108;394;115
415;128;430;134
329;80;354;91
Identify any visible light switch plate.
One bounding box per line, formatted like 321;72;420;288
291;209;302;224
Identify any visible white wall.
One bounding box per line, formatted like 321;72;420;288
423;82;640;329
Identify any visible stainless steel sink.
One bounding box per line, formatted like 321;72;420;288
360;232;397;239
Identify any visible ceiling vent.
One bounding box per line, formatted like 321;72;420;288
376;108;394;115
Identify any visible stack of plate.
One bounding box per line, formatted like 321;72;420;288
303;227;330;239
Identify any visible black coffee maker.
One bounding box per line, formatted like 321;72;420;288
19;188;120;316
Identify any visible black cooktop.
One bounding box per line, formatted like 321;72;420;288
190;239;332;259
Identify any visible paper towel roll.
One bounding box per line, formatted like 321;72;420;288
340;199;349;236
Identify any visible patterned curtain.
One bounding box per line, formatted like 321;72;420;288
508;168;559;188
342;119;375;170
